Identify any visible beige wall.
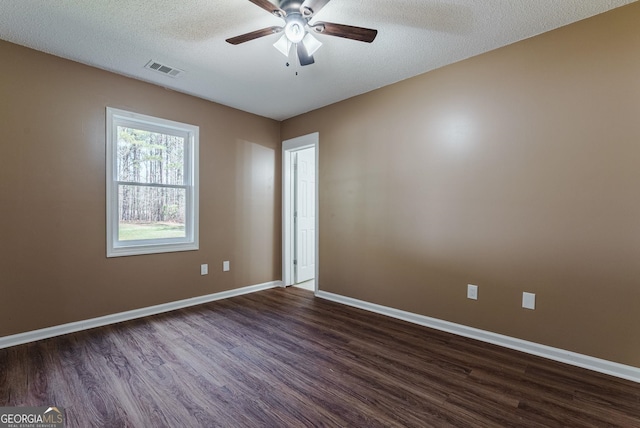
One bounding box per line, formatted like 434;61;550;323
0;40;281;336
282;3;640;367
2;3;639;368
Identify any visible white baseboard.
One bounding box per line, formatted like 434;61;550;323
316;290;640;384
0;280;282;350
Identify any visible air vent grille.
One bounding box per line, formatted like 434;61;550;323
144;60;184;78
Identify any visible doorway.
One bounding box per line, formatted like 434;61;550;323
282;133;318;291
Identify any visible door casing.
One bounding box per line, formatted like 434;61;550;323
282;133;319;289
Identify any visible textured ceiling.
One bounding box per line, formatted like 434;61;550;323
0;0;635;120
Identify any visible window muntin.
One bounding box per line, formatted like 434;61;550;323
106;108;198;257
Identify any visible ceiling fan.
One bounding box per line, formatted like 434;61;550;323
226;0;378;66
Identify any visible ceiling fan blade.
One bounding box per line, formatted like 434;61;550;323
226;26;283;45
297;43;315;66
300;0;331;18
311;22;378;43
248;0;287;18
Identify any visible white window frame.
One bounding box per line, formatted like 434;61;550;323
106;107;199;257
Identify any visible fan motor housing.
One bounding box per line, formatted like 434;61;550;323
279;0;305;14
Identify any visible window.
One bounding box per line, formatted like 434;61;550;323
106;108;199;257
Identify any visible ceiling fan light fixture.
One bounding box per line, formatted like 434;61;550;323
284;15;306;44
273;34;292;57
302;32;322;56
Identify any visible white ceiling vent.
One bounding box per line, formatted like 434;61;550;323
144;60;184;78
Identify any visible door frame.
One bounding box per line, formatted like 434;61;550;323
282;132;319;290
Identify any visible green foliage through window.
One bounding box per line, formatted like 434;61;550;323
116;127;187;240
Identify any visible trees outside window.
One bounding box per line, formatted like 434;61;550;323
106;108;199;257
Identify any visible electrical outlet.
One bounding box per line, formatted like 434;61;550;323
467;284;478;300
200;264;208;276
522;292;536;310
223;261;230;272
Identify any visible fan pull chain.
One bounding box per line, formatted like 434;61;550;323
285;45;300;76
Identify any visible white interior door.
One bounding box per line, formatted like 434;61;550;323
295;147;316;283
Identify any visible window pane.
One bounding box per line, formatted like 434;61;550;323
118;184;186;241
117;126;185;185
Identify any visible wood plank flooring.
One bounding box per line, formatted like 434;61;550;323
1;287;638;427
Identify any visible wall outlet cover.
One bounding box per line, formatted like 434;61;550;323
223;261;230;272
522;292;536;310
200;264;208;275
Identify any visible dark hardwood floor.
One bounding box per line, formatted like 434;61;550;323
1;287;638;427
